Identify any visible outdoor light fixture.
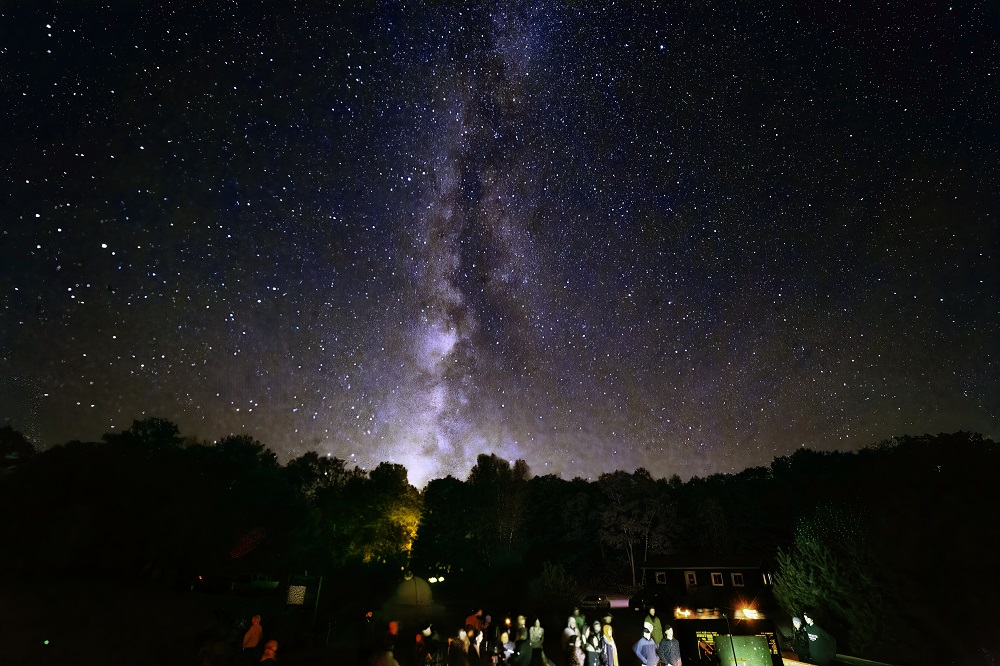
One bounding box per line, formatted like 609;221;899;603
429;577;438;583
732;607;757;619
674;607;692;618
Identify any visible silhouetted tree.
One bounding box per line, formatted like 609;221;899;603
597;469;670;586
467;453;530;567
102;417;182;449
283;451;352;501
410;475;475;573
0;425;35;470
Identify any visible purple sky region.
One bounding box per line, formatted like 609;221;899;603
2;1;997;487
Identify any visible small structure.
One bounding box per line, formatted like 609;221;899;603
382;571;445;625
636;554;784;666
392;571;433;607
639;553;776;613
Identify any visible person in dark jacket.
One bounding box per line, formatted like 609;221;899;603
657;624;681;666
790;616;811;663
583;620;603;666
511;628;533;666
802;610;836;666
449;629;470;666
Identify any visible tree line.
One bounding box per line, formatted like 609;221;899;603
1;422;997;664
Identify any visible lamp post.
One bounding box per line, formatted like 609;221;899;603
722;611;739;666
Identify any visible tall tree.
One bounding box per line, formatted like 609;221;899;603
467;453;530;567
410;475;474;573
283;451;353;501
597;469;671;586
773;504;891;657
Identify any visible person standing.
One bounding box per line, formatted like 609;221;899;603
466;610;485;633
241;614;263;665
562;617;576;650
632;623;658;666
656;624;681;666
449;628;471;666
583;620;603;666
467;627;483;666
643;607;664;645
802;610;836;666
563;617;584;666
528;619;547;666
790;617;811;663
600;624;618;666
499;630;515;663
511;627;533;666
259;639;278;663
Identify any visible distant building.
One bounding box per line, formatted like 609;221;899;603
638;553;777;619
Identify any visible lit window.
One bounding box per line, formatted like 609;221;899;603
655;572;666;584
685;571;697;586
732;573;745;587
711;572;724;586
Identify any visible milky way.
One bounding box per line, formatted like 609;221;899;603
2;1;996;487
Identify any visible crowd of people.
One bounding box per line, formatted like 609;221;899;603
362;604;691;666
224;602;836;666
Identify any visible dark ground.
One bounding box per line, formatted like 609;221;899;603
0;577;650;666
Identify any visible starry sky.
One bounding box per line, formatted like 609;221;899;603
2;0;997;488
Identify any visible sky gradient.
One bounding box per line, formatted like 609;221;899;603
3;0;997;487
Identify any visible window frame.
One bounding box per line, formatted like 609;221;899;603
711;572;724;587
731;572;745;587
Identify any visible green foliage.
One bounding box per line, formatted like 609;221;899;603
316;461;422;567
773;505;890;657
526;560;578;612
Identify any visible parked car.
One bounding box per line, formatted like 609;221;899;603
628;588;671;612
579;594;611;609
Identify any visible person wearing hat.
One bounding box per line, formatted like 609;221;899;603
657;624;681;666
802;609;836;666
633;622;658;666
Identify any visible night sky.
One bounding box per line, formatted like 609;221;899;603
3;0;996;487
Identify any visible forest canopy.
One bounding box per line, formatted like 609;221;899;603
1;422;997;663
